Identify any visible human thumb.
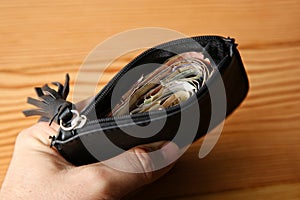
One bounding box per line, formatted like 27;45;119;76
84;141;180;199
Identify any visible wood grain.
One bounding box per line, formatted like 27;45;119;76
0;0;300;199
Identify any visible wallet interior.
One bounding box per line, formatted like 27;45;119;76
82;36;233;120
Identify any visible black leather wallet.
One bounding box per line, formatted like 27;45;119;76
24;36;249;165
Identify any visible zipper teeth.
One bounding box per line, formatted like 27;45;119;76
80;35;233;126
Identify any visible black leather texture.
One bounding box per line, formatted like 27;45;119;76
26;36;249;166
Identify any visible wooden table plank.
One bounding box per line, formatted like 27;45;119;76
1;0;299;68
174;183;300;200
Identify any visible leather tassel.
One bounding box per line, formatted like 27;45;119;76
23;74;75;126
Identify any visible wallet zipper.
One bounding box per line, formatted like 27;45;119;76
58;36;234;138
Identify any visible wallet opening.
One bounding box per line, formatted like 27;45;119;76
83;36;234;121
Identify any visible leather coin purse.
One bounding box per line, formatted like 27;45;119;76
24;36;249;165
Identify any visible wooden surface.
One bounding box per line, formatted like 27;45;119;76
1;0;300;199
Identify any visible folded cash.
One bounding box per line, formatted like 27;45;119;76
108;52;214;117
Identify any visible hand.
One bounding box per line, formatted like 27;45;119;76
0;122;179;200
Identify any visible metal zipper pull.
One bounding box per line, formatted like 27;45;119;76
60;110;87;131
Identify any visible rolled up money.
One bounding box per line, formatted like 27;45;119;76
108;52;214;117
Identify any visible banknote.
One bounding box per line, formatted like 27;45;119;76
108;52;214;117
